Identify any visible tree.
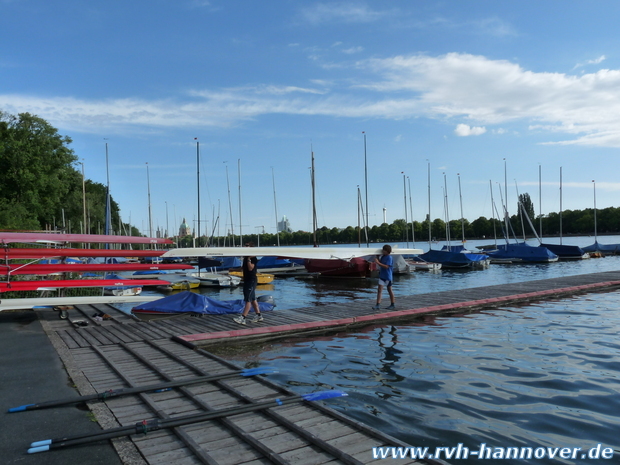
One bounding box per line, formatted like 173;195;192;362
0;112;78;229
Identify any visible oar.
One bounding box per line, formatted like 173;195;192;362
9;367;277;413
28;390;347;454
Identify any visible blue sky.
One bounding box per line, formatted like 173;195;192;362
2;1;620;238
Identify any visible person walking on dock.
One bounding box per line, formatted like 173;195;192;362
373;244;395;310
234;242;263;325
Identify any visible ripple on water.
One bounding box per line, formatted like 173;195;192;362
226;289;620;464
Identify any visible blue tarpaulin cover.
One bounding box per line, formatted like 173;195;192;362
132;291;275;315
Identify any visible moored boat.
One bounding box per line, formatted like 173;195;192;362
186;271;241;287
229;271;275;285
304;257;372;278
132;291;275;316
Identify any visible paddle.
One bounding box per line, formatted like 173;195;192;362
27;390;347;453
9;367;277;413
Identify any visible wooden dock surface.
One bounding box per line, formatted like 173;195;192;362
25;269;620;465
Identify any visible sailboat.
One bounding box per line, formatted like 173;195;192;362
416;172;489;269
583;180;620;256
540;167;589;260
303;147;373;278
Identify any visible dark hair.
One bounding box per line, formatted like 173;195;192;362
382;244;392;254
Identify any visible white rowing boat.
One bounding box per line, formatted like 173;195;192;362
162;246;423;261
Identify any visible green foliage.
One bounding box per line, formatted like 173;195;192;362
0;110;135;235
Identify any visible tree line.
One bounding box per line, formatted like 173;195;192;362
0;110;615;247
0;111;137;236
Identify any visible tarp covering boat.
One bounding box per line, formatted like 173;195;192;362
487;243;558;263
416;249;489;268
131;291;275;315
257;256;295;269
582;241;620;255
540;243;588;259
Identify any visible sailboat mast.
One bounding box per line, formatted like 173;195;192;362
238;159;242;247
593;180;597;242
196;139;200;246
408;176;415;246
560;167;563;245
489;180;498;248
146;163;152;238
403;172;409;247
443;172;450;246
225;163;234;245
539;164;542;238
458;173;465;244
427;161;432;250
311;147;317;246
363;132;369;247
271;167;280;246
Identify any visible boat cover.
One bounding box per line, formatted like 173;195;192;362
582;241;620;255
132;291;275;315
540;243;587;258
417;249;489;267
487;243;558;262
257;256;295;268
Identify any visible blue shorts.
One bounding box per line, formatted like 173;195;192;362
243;283;256;302
378;278;392;288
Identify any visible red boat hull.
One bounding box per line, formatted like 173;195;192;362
0;232;172;245
0;279;167;293
0;263;193;275
1;248;167;259
304;257;372;277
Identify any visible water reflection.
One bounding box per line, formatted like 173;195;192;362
226;291;620;464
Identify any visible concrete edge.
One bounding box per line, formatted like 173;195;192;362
37;314;147;465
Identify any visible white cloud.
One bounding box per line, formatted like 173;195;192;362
342;46;364;55
454;124;486;136
7;52;620;147
301;3;393;24
574;55;606;69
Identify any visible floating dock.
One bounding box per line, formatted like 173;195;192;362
6;270;620;464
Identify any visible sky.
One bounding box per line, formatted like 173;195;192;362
2;0;620;238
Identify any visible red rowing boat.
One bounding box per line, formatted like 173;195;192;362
0;232;172;245
1;248;168;259
0;263;193;275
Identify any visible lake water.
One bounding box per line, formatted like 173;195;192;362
171;235;620;464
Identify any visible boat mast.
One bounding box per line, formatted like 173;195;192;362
458;173;465;244
311;146;318;246
593;179;597;243
403;172;409;247
489;180;498;249
225;163;234;246
408;176;415;247
196;139;200;247
363;132;369;248
443;172;451;247
539;164;542;239
427;160;431;250
104;140;111;249
559;167;563;245
357;186;361;247
146;163;153;238
238;159;242;247
271;167;280;246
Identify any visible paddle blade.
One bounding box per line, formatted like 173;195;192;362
7;403;35;413
30;439;52;447
28;445;50;454
240;367;278;377
302;390;348;402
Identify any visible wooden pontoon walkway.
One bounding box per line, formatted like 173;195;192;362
24;270;620;465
